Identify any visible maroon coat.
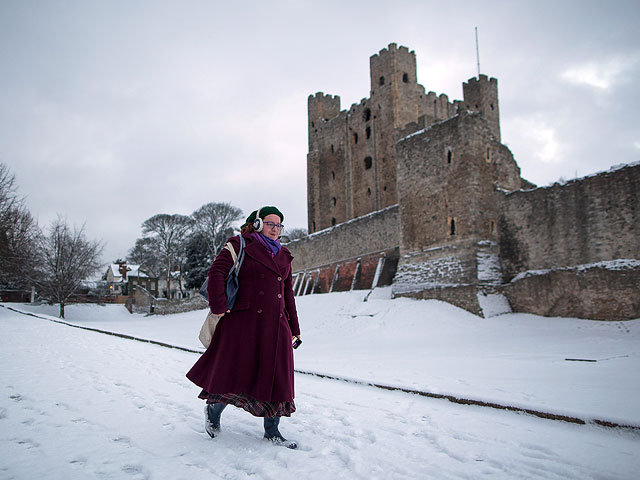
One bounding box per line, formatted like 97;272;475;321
186;233;301;403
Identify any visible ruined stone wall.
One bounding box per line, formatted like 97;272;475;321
499;163;640;281
503;262;640;320
287;204;399;272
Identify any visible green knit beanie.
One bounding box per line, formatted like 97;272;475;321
245;206;284;225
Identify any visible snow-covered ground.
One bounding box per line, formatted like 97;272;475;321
2;289;639;479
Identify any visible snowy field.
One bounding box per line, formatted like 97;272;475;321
1;289;639;479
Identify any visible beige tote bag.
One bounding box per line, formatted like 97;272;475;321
198;242;237;348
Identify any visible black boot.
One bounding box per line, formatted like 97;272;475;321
205;403;226;438
263;416;297;449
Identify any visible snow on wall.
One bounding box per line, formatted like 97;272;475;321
393;256;467;294
511;258;640;283
476;245;503;284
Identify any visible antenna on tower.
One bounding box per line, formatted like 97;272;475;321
475;26;481;77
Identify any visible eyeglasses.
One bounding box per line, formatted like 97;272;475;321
263;221;284;231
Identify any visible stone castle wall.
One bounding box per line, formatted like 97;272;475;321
287;205;399;295
307;43;465;234
498;163;640;280
296;43;640;320
288;204;399;273
497;163;640;319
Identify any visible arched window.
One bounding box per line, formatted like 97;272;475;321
450;218;456;236
364;156;372;169
379;76;385;86
363;108;371;122
331;218;336;226
332;197;336;206
402;73;409;83
366;126;371;139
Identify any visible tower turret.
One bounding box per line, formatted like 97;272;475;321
463;74;500;141
369;43;417;97
308;92;341;150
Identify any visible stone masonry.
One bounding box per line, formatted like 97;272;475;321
288;43;639;320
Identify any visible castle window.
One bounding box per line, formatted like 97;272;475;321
312;121;315;128
364;156;372;169
331;144;334;153
367;188;371;196
366;126;371;139
486;148;491;163
363;108;371;122
446;149;452;164
353;132;358;144
331;171;335;180
449;217;456;236
383;186;387;191
490;220;496;235
402;73;409;83
379;76;385;86
331;218;336;226
490;104;494;110
313;221;316;231
332;197;336;206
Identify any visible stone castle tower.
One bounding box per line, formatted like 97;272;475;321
289;43;639;321
307;43;502;233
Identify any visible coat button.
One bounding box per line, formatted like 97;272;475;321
277;294;282;299
257;309;262;314
277;276;282;281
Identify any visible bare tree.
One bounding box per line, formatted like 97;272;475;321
141;214;193;298
281;227;308;243
34;217;103;318
0;163;39;288
127;236;163;278
191;202;243;258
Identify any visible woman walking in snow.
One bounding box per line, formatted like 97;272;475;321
186;206;302;449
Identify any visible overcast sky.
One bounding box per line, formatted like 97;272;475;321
1;0;638;264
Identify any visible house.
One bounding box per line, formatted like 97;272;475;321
104;262;159;297
156;271;189;300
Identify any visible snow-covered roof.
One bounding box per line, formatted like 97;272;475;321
107;264;150;281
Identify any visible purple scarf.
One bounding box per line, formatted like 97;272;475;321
252;232;282;257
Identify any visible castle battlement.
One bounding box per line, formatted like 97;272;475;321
370;42;413;59
463;74;498;87
307;43;497;233
296;43;640;321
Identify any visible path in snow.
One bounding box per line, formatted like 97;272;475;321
1;308;639;479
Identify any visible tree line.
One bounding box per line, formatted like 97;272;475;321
126;205;307;298
0;163;102;318
0;162;307;317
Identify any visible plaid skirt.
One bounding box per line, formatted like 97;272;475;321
199;390;296;418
